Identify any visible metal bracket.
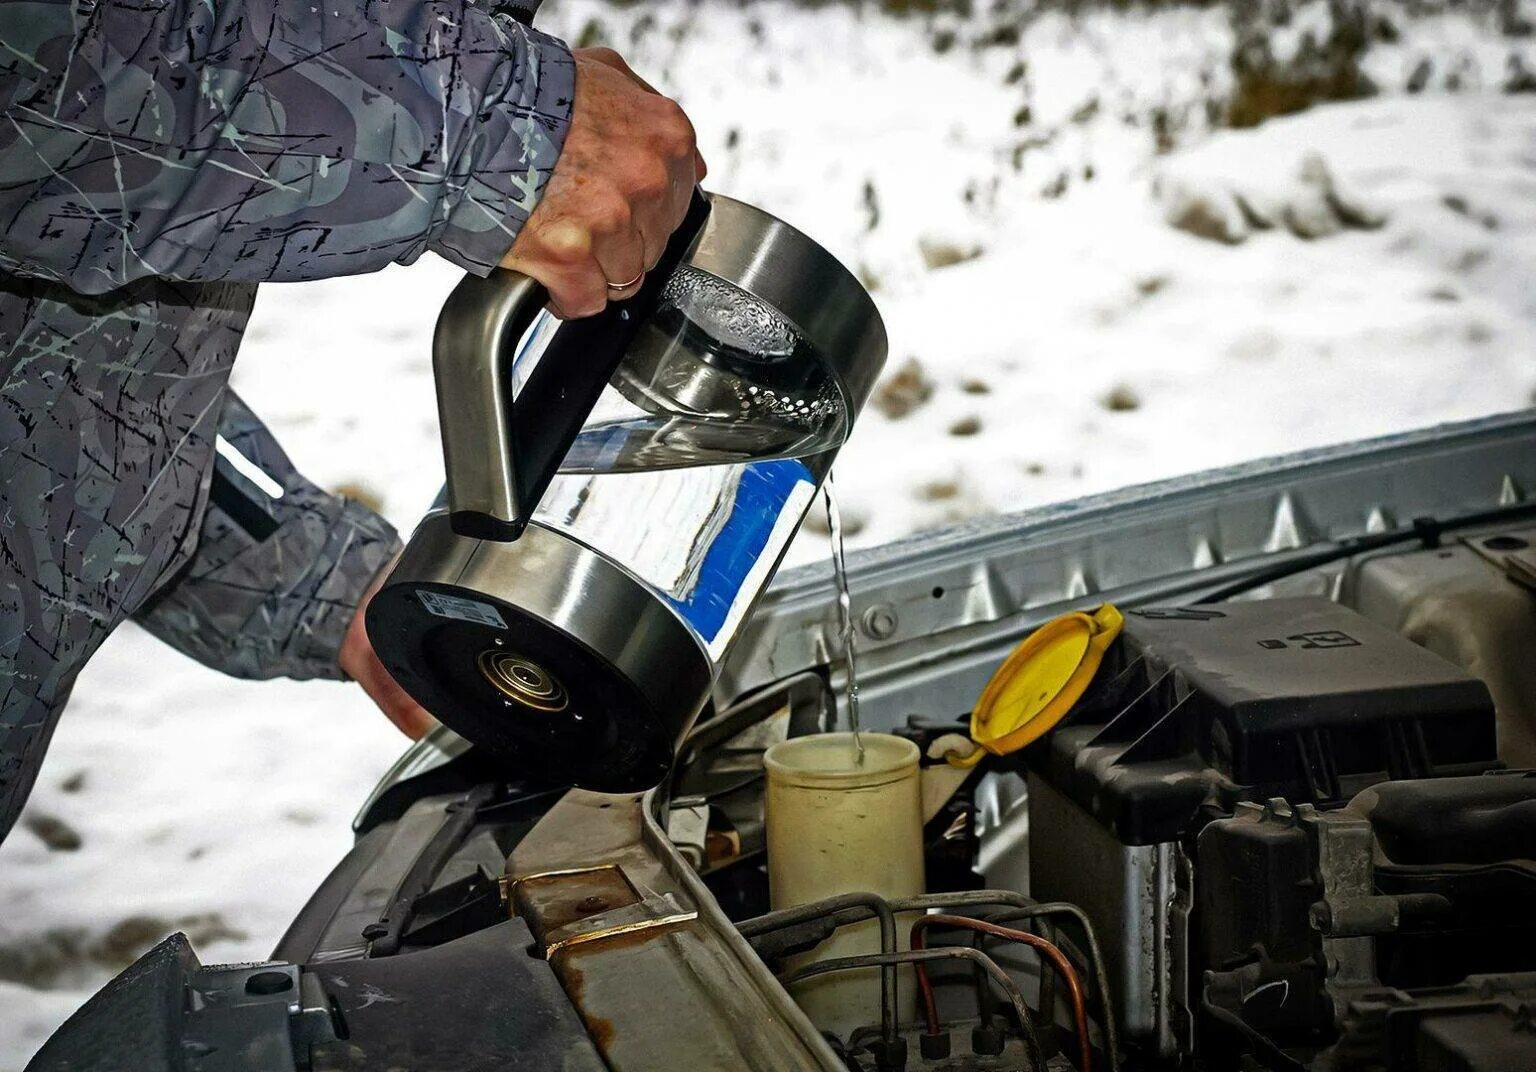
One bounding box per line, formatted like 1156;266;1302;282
545;912;701;959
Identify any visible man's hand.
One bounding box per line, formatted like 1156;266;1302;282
339;563;437;741
501;47;706;319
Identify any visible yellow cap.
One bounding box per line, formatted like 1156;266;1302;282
947;603;1124;767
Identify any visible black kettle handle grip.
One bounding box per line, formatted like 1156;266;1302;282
433;189;712;542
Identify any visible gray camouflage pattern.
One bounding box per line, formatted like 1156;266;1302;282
133;392;401;682
0;0;573;843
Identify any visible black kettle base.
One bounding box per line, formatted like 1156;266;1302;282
367;581;677;793
362;514;715;795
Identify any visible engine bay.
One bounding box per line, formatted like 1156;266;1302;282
29;418;1536;1072
674;539;1536;1072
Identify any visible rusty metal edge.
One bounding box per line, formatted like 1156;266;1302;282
505;788;843;1069
635;787;843;1065
545;911;700;959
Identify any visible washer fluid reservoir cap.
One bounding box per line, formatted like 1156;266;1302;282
949;603;1124;767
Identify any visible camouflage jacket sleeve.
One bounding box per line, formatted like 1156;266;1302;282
133;392;401;681
0;0;574;294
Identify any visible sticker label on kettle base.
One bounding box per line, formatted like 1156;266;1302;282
417;590;507;629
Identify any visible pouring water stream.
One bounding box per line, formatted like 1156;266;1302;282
822;473;865;764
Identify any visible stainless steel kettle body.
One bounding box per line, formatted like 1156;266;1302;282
366;193;886;791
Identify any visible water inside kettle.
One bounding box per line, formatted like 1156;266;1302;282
663;263;799;357
511;266;850;474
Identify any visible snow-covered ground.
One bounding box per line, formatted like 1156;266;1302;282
5;1;1536;1064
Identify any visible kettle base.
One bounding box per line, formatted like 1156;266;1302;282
365;513;714;793
476;649;568;712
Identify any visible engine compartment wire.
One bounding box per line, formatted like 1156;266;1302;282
969;927;995;1032
1191;499;1536;604
737;888;1120;1071
1200;992;1306;1072
912;914;1093;1072
778;947;1044;1072
736;892;900;1045
888;892;1120;1071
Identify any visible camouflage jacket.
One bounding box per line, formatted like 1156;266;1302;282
0;0;574;841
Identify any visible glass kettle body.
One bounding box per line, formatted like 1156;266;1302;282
366;192;887;791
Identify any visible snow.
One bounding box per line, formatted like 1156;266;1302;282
5;2;1536;1064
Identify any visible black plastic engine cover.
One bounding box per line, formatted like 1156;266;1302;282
1360;772;1536;866
1195;772;1536;1068
27;921;606;1072
1028;597;1498;845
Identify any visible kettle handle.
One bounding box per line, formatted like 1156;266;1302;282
433;190;712;541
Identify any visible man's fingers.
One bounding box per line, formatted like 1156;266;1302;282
504;231;611;319
511;262;613;320
499;48;704;320
585;46;661;96
357;654;438;740
547;274;609;319
554;267;610;318
339;568;441;742
622;65;662;96
592;202;647;291
505;266;604;321
580;47;628;74
605;277;644;302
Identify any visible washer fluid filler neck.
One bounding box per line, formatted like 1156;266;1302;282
365;190;888;791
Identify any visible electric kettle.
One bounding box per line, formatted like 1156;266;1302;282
365;192;886;791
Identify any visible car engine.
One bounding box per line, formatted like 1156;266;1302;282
675;554;1536;1072
29;419;1536;1072
1021;591;1533;1071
